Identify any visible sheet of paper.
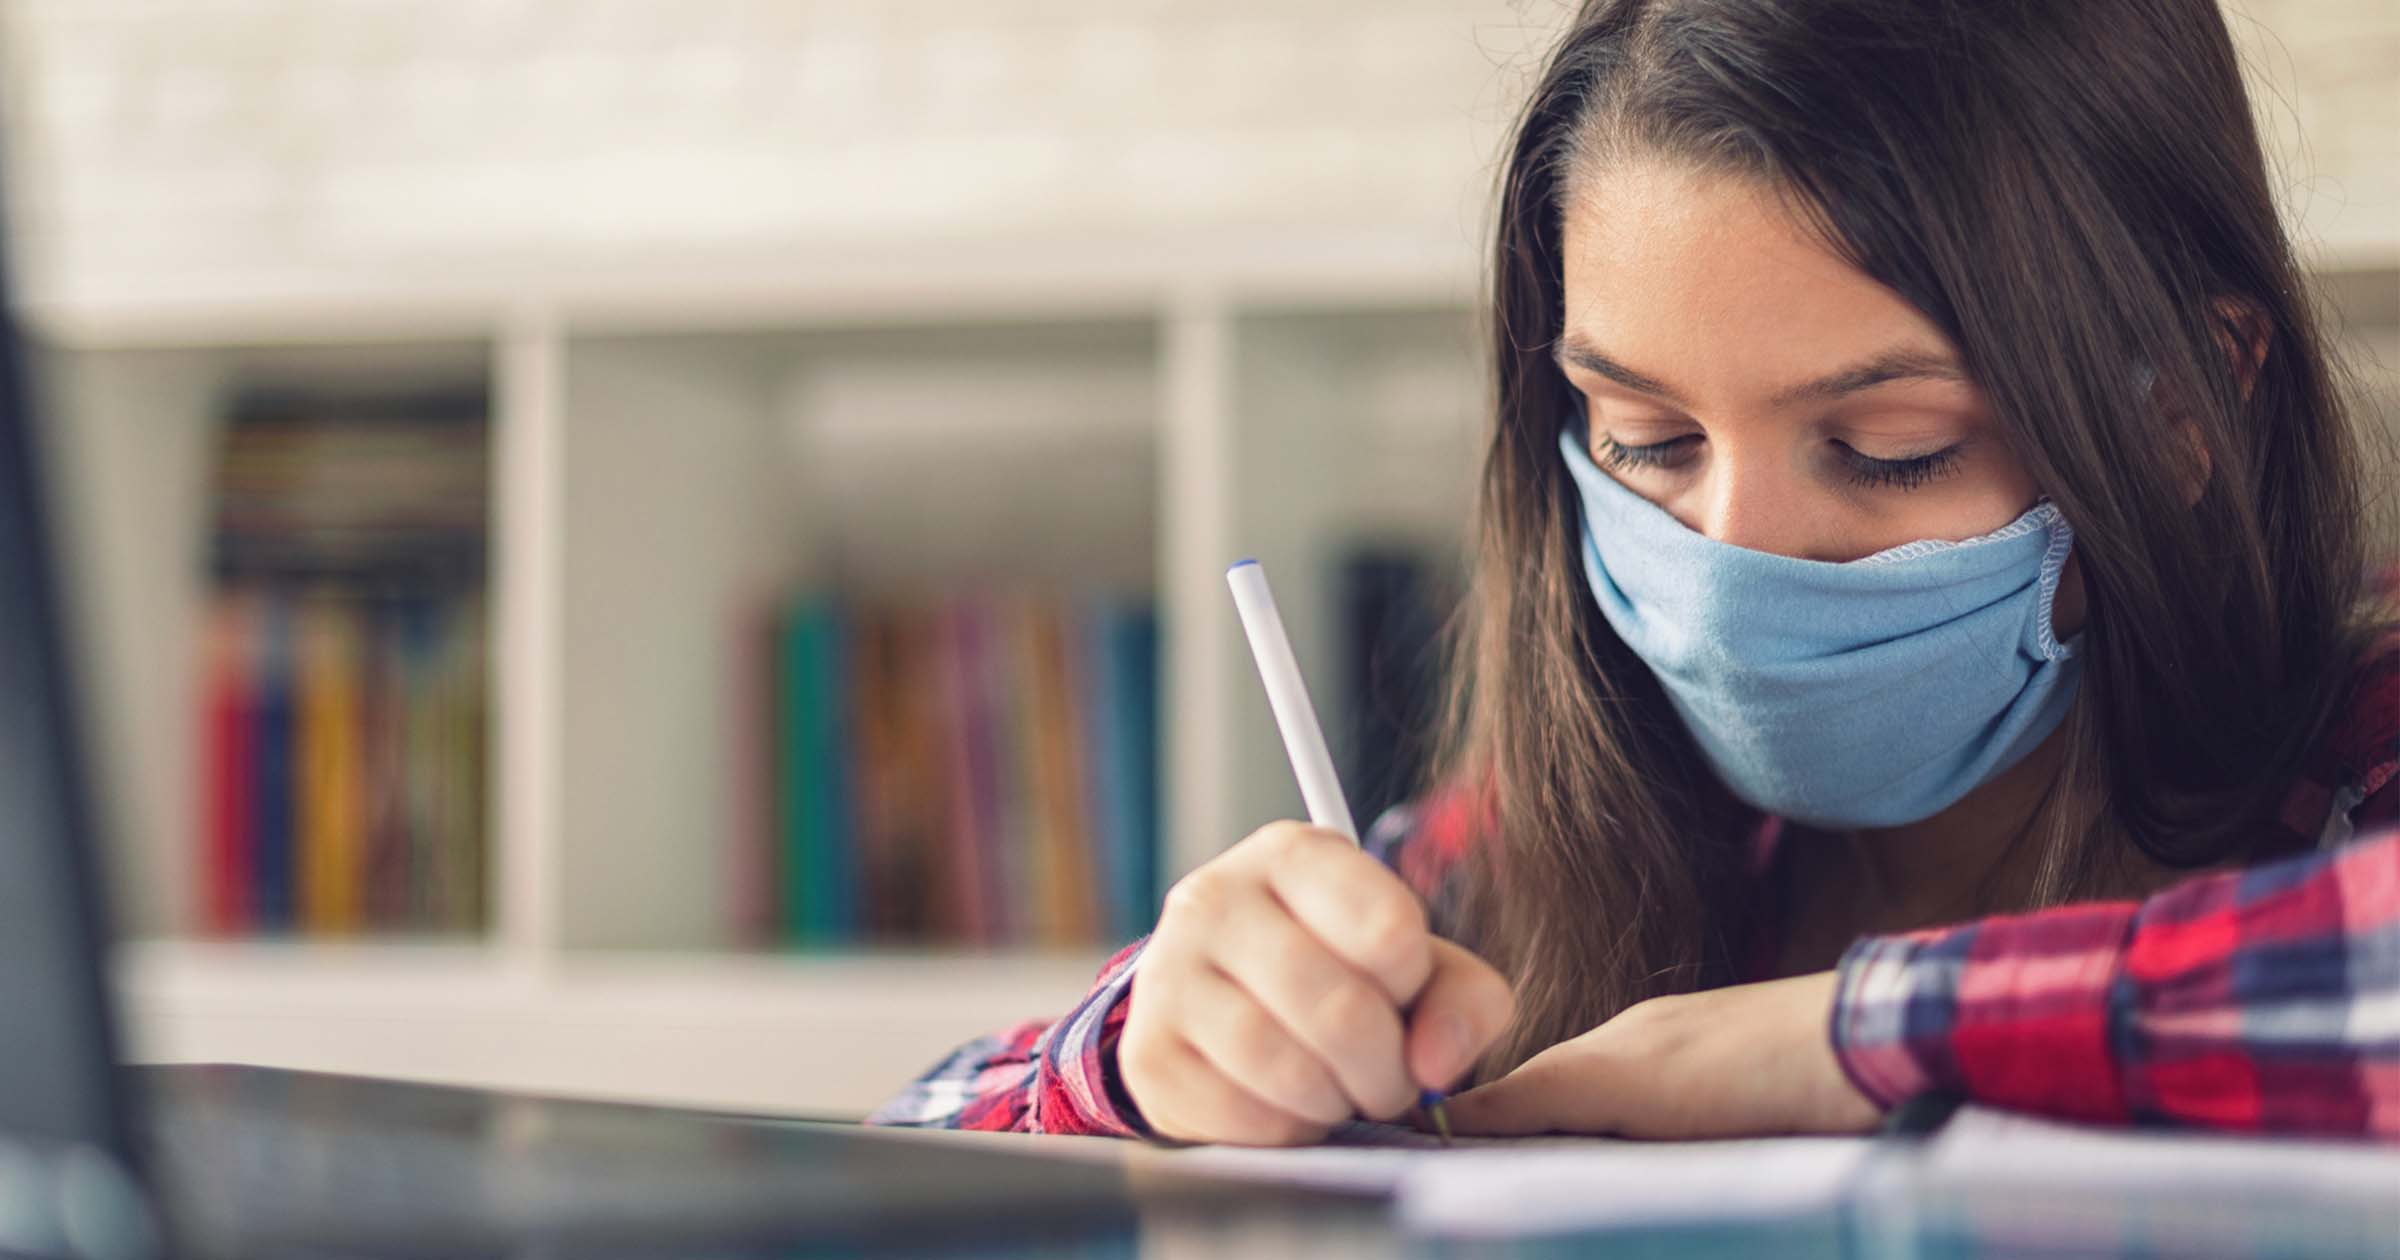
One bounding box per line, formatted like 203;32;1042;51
1920;1104;2400;1199
1108;1104;2400;1242
1863;1106;2400;1258
1395;1136;1870;1237
1132;1117;1872;1235
1122;1118;1576;1193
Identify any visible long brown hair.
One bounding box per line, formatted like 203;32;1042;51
1429;0;2392;1084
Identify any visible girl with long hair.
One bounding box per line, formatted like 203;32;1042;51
868;0;2398;1142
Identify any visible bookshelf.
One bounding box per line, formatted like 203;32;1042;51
32;246;2399;1120
23;241;1495;1119
29;239;2399;1120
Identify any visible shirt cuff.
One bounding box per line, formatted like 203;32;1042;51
1830;932;1949;1109
1036;939;1159;1139
1831;901;2138;1123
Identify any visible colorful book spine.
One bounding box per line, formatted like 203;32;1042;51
1112;605;1161;935
1080;597;1137;942
779;598;859;946
252;594;295;932
885;607;946;940
400;598;442;926
848;609;903;942
951;599;1002;946
360;601;411;930
983;594;1035;945
297;596;366;935
442;595;488;932
1024;600;1097;946
817;603;856;943
199;593;257;936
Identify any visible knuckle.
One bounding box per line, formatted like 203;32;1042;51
1352;894;1428;971
1309;980;1392;1047
1260;818;1344;859
1117;1017;1168;1082
1469;965;1518;1023
1258;1043;1332;1115
1159;869;1225;924
1218;995;1278;1061
1256;819;1318;860
1239;1101;1319;1148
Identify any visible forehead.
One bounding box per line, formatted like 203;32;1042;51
1557;159;1950;369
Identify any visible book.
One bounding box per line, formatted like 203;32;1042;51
296;594;365;935
946;598;1000;945
252;595;296;932
1108;603;1161;937
779;597;857;946
441;594;489;932
1023;599;1097;945
363;600;412;929
198;591;258;936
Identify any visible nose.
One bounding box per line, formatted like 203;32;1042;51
1681;445;1841;562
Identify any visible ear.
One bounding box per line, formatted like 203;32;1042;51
2210;295;2270;402
2150;296;2263;509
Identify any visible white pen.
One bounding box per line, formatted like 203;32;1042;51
1225;557;1453;1144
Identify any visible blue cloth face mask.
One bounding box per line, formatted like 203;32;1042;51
1556;421;2084;830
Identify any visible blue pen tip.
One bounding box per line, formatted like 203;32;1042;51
1228;557;1258;571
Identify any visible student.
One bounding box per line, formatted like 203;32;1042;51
865;0;2399;1144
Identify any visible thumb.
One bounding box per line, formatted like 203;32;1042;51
1441;1043;1617;1137
1404;937;1516;1093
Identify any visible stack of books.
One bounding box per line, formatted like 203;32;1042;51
194;389;490;937
733;590;1160;950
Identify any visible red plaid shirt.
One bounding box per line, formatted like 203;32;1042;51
864;625;2400;1141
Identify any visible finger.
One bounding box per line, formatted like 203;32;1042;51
1243;824;1433;1005
1441;1045;1621;1137
1404;938;1517;1093
1180;966;1354;1127
1135;1032;1332;1147
1207;892;1417;1120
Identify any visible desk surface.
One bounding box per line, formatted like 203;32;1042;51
134;1065;2395;1259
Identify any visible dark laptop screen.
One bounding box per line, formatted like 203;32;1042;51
0;232;129;1154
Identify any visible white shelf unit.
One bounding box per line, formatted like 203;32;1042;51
27;267;1491;1119
39;253;2392;1122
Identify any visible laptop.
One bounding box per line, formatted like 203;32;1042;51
0;208;1365;1260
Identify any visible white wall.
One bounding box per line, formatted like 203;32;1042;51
1;0;2388;322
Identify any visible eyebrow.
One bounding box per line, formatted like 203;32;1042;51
1552;333;1967;409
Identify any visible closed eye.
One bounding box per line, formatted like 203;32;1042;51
1834;441;1965;491
1593;434;1697;470
1595;434;1967;492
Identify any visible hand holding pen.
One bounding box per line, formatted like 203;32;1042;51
1108;559;1515;1147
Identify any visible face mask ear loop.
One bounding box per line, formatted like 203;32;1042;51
2032;516;2080;660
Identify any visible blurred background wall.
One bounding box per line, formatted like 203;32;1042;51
0;0;2390;1118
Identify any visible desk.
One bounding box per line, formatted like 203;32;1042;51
136;1066;2395;1259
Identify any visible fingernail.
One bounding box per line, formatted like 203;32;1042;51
1426;1012;1472;1085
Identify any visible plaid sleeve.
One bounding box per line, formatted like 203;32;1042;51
1364;781;1489;939
860;936;1159;1138
1830;822;2400;1137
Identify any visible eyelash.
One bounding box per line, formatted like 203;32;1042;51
1594;435;1965;492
